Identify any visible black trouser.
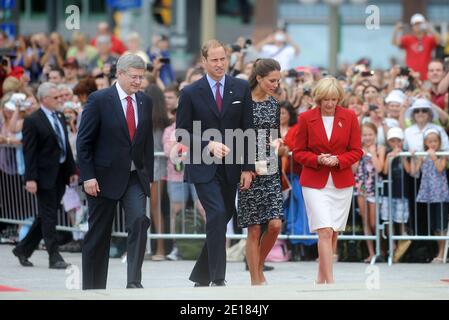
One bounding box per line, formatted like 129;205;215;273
14;170;66;264
189;166;237;284
82;172;150;290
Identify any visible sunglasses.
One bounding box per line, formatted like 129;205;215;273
413;108;429;114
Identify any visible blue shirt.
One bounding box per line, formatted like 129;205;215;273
41;105;66;163
206;74;225;101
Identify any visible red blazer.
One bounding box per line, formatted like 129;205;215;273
293;106;363;189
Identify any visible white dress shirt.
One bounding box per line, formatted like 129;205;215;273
115;81;139;127
115;82;138;171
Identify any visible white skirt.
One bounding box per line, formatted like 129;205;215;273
302;175;353;233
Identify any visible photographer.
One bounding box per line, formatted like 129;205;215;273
0;49;26;97
255;28;300;71
148;35;175;86
88;35;118;76
392;13;440;80
40;32;67;70
229;37;256;77
387;65;421;94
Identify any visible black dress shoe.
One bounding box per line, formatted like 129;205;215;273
244;257;274;272
193;282;209;287
12;248;33;267
49;260;70;269
210;280;226;287
263;264;274;271
126;283;143;289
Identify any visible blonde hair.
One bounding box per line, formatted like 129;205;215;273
312;76;344;106
2;77;21;95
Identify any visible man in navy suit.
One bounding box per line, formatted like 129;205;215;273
77;54;154;289
12;82;77;270
176;40;255;286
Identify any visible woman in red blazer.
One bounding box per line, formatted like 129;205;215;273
293;77;362;284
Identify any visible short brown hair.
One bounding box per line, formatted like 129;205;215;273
201;39;226;59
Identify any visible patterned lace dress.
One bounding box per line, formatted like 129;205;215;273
237;96;284;228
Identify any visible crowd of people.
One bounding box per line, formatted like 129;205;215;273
0;12;448;285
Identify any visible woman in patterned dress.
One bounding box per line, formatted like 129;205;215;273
238;59;284;286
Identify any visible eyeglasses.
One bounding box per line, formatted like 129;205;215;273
126;73;145;82
413;108;429;114
47;95;62;100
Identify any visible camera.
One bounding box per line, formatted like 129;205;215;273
5;93;27;111
146;63;154;72
231;44;242;53
399;66;410;76
0;48;16;68
109;63;117;79
231;39;252;53
368;104;379;112
361;70;374;77
286;68;298;78
159;57;170;64
444;57;449;72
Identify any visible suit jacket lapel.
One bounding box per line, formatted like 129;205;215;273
220;75;234;118
37;109;59;142
199;76;220;119
309;107;329;147
109;84;132;142
329;106;345;146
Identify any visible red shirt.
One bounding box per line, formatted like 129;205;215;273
91;35;127;55
293;106;363;189
400;34;437;80
283;118;302;177
431;89;447;111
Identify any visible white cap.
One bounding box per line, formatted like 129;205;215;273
423;128;440;139
405;98;438;121
387;127;404;141
410;13;426;25
385;90;405;105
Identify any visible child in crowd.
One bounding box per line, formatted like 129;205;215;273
381;127;411;262
411;128;449;263
354;122;385;263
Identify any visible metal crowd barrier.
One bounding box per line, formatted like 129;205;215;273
0;145;393;264
386;152;449;265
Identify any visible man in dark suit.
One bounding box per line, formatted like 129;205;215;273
77;54;153;289
12;82;77;269
176;40;255;287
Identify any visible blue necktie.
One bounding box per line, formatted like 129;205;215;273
51;112;66;161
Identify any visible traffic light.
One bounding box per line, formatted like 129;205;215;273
153;0;172;26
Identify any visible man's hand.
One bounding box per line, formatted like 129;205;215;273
208;141;230;159
84;178;100;197
240;171;253;191
26;181;37;194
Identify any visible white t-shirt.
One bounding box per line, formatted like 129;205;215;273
260;44;296;70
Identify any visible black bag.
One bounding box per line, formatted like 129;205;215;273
401;241;437;263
